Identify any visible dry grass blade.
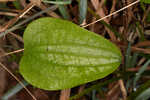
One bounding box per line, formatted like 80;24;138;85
0;62;37;100
131;47;150;54
0;48;6;98
0;0;15;2
30;0;42;6
107;83;120;100
0;3;35;33
0;49;24;58
19;3;35;18
117;43;150;54
119;80;127;100
134;41;150;47
82;0;140;28
91;0;116;41
9;32;24;43
0;12;28;17
127;66;150;71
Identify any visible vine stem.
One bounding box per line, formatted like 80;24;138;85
82;0;140;28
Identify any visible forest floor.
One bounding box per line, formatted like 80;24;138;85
0;0;150;100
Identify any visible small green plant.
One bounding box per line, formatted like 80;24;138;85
140;0;150;3
19;17;122;90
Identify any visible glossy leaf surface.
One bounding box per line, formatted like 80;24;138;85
20;17;122;90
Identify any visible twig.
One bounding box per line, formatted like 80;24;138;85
60;89;71;100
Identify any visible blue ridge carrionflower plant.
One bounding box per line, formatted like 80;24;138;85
19;17;122;90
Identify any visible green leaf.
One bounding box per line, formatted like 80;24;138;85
19;17;122;90
133;60;150;88
79;0;87;24
57;0;70;20
140;0;150;3
1;80;28;100
135;88;150;100
128;80;150;100
13;0;22;9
